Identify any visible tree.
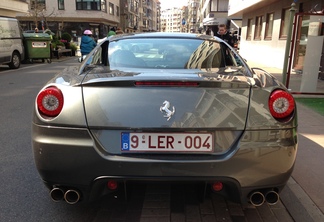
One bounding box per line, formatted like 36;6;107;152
28;0;56;30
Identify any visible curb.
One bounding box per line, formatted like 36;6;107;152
281;177;324;222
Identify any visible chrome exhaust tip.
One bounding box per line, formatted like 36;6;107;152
265;190;279;205
64;189;81;204
50;187;65;202
249;191;265;207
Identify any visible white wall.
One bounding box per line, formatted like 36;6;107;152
238;1;290;69
239;18;286;69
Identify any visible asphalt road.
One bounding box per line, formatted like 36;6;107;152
0;58;296;221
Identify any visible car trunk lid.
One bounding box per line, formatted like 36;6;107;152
81;70;252;155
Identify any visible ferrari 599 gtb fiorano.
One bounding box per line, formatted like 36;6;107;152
32;32;298;206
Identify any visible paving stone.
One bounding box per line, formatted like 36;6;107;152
255;204;277;222
227;201;245;217
201;214;217;222
140;216;170;222
185;205;202;222
141;208;170;217
171;212;185;222
200;198;214;214
242;207;262;222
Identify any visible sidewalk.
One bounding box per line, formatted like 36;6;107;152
248;62;324;221
247;62;324;96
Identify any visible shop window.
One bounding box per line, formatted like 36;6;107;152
246;18;253;41
280;7;290;39
265;12;274;40
254;15;263;40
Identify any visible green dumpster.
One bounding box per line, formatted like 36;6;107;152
23;33;52;63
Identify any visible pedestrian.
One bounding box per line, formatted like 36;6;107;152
107;27;116;37
107;30;116;37
215;24;234;47
80;30;97;57
205;27;214;36
34;27;39;33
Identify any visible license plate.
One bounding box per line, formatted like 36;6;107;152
32;42;47;48
121;132;213;153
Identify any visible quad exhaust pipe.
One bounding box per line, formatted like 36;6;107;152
50;187;81;204
64;189;81;204
265;190;280;205
249;191;265;206
50;187;65;202
249;190;279;206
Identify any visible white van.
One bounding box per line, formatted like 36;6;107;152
0;17;25;69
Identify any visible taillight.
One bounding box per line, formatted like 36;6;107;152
36;86;64;117
268;89;295;120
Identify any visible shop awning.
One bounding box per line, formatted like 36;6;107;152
203;17;227;26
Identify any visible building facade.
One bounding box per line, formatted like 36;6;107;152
160;0;200;33
17;0;120;41
187;0;200;33
198;0;241;35
228;0;324;71
0;0;28;18
15;0;160;41
161;7;182;32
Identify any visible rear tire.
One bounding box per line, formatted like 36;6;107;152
8;52;21;69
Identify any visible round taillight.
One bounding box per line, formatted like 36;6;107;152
268;90;295;119
37;86;64;117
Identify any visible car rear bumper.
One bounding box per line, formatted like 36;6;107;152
32;123;297;204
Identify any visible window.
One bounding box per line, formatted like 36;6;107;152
254;15;263;40
58;0;64;10
76;0;105;11
116;6;119;16
265;13;274;40
101;0;106;12
280;8;290;39
246;18;253;40
109;2;114;15
31;0;46;10
191;2;197;7
211;0;229;12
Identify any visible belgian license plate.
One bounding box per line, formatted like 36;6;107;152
121;132;213;153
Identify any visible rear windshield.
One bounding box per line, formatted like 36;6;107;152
84;38;246;75
106;38;244;70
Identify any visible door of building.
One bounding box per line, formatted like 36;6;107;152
288;12;324;94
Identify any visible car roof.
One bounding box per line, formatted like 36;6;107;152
109;32;219;41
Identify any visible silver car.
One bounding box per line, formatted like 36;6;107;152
32;32;298;206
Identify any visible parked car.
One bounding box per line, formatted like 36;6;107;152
32;32;298;206
0;17;25;69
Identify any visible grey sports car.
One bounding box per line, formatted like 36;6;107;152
32;32;298;206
